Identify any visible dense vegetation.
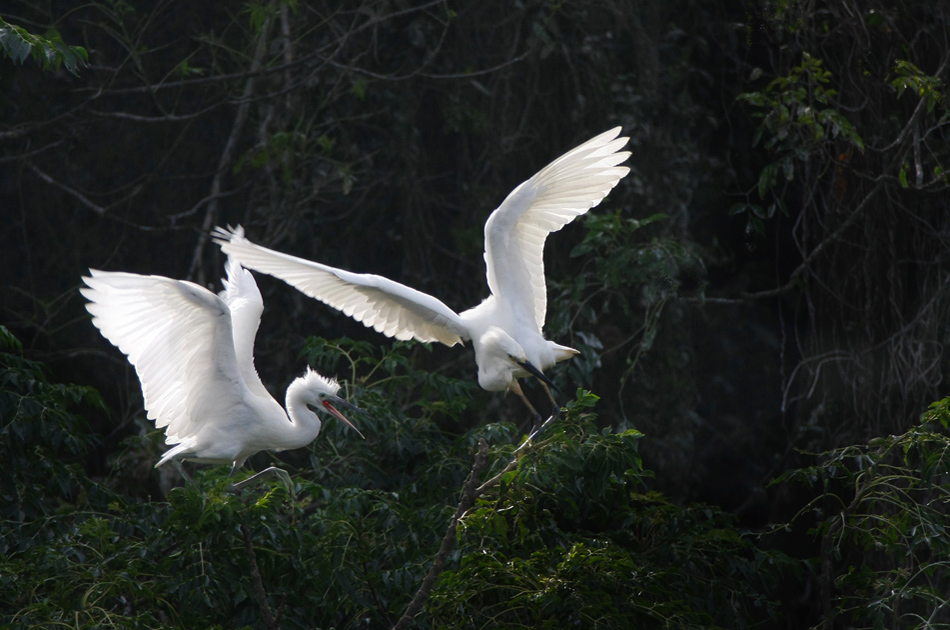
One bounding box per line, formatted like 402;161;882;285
2;1;949;628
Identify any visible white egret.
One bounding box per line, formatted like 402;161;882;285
214;128;630;421
81;258;363;493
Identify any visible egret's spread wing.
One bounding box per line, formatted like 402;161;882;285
81;270;245;446
219;258;270;400
213;226;469;346
484;127;630;330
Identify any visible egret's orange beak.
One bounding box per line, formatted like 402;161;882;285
322;397;366;439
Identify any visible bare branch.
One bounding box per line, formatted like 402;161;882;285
740;179;884;300
88;102;227;122
87;0;449;96
187;5;276;284
0;140;64;164
27;162;107;215
392;438;489;630
241;524;279;630
475;412;559;495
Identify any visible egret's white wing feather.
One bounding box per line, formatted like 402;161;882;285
219;258;270;400
81;270;245;447
214;227;469;346
484;128;630;331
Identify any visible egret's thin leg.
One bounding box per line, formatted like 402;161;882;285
510;380;543;432
228;466;296;499
172;459;193;483
539;382;561;419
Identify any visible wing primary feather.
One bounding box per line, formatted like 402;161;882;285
483;129;631;329
213;226;469;345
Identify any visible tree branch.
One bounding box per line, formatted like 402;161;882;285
475;411;559;495
0;140;63;164
88;0;448;96
392;438;489;630
241;523;278;630
391;411;563;629
27;162;106;215
739;178;884;300
187;3;275;284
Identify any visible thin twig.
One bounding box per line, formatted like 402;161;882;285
88;0;448;97
738;48;950;303
740;179;884;300
392;438;489;630
391;412;561;628
241;523;278;630
27;162;107;215
476;412;559;495
187;2;275;284
0;140;63;164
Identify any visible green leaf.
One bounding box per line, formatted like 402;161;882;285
758;163;778;199
0;17;87;75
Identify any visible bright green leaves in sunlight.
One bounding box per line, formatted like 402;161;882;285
0;16;88;75
735;53;864;235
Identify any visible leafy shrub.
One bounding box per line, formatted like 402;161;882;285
773;404;950;629
1;330;794;628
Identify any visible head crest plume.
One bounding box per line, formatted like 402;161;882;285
302;366;340;396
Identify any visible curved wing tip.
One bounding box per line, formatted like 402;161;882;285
211;224;246;244
602;126;626;141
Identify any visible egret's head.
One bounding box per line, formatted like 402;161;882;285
300;368;364;438
480;327;526;363
476;328;558;393
301;366;341;399
473;328;526;391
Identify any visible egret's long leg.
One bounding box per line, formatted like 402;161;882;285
228;466;296;499
510;379;543;432
539;382;561;418
172;460;193;483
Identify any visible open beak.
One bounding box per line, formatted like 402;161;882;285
322;396;366;439
516;359;560;392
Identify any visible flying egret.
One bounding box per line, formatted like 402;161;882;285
214;127;630;421
81;258;363;493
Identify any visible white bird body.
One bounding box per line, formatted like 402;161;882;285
81;259;360;475
214;128;630;411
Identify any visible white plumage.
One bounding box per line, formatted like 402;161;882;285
214;128;630;418
81;258;362;478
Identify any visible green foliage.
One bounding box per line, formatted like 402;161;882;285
1;329;794;628
548;210;704;412
431;408;786;629
4;1;950;627
773;411;950;629
0;16;88;75
891;59;945;113
0;325;109;528
736;53;864;234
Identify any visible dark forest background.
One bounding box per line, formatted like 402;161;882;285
3;1;950;628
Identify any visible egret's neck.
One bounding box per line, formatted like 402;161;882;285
283;378;323;444
472;326;523;392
